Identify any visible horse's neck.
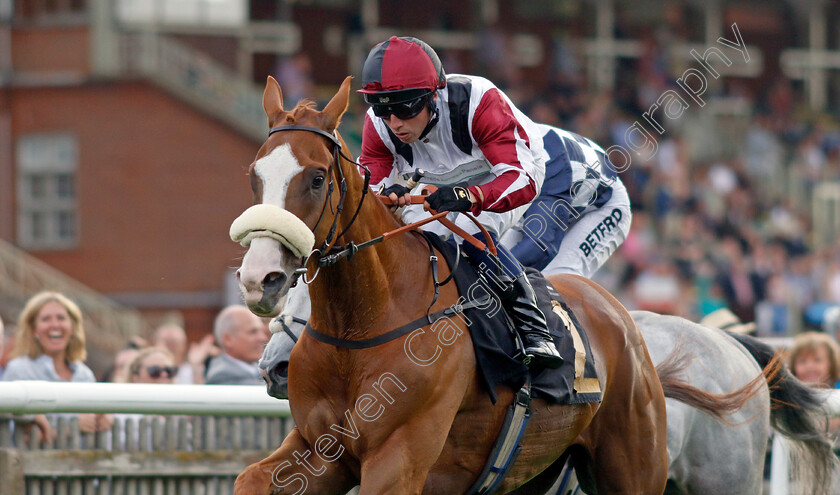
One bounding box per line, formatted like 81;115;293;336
307;158;434;336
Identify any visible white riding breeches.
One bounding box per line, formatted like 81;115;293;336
501;184;631;278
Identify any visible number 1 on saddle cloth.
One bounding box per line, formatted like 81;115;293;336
459;231;564;369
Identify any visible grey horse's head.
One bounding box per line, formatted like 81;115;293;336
259;283;310;399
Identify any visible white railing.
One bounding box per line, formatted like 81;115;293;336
5;382;832;494
117;31;265;140
0;382;294;494
0;382;289;417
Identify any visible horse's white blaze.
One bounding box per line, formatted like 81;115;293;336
235;145;307;314
255;144;304;208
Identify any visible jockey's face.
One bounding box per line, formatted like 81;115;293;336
382;94;435;144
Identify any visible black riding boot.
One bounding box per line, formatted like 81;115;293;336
502;273;564;369
461;232;563;369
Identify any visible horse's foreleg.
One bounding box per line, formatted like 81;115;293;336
235;427;356;495
356;419;454;495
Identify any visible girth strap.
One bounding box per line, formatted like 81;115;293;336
304;295;490;350
466;378;533;495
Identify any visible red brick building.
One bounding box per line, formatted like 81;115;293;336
3;82;258;334
1;2;262;341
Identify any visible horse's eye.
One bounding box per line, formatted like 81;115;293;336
312;175;325;189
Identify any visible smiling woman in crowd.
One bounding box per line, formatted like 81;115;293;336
3;291;112;433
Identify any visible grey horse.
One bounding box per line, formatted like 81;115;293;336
259;287;835;495
631;311;834;495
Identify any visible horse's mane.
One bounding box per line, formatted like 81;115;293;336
292;99;317;112
282;99;342;130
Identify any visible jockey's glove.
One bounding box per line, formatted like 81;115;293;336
381;183;411;198
426;185;473;212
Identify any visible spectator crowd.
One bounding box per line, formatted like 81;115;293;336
459;26;840;338
0;291;271;446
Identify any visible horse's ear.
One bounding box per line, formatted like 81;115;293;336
321;76;353;132
263;76;284;127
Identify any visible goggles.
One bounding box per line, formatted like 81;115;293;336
371;94;431;120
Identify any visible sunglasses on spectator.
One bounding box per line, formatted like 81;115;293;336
146;365;178;379
372;95;430;120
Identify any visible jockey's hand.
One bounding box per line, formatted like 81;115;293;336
425;186;474;212
381;184;412;208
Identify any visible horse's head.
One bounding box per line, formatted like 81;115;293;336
232;75;352;316
259;283;310;399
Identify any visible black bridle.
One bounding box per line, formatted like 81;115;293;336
264;125;463;346
265;125;370;286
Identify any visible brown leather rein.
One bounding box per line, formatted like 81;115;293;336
313;189;498;267
265;124;497;286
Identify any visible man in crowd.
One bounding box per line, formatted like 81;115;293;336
205;305;268;385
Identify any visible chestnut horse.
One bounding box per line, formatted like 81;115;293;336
232;76;670;494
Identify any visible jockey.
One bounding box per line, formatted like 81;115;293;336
500;124;632;278
358;36;562;369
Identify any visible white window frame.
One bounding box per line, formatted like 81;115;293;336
16;133;79;250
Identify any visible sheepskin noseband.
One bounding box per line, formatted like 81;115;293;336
230;204;315;259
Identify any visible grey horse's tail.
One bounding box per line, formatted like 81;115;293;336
726;331;837;495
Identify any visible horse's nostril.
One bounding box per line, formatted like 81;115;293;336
273;361;289;379
263;272;286;290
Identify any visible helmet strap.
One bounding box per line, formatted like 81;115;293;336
418;94;439;141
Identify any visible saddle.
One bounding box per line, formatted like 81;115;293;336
421;232;601;405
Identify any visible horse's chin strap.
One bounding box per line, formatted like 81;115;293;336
268;315;308;342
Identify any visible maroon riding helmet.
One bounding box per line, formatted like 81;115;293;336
359;36;446;120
